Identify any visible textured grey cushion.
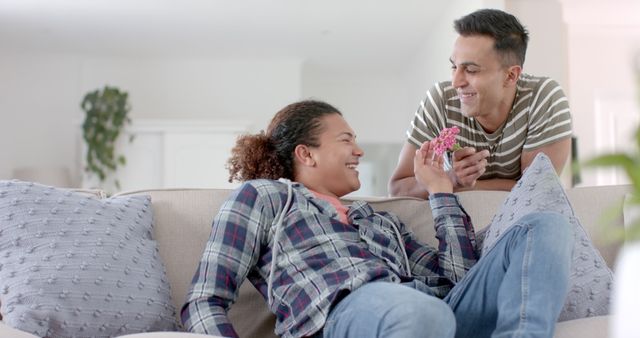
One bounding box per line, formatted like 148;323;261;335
0;180;177;337
481;153;613;322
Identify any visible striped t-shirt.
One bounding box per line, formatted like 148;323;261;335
407;74;572;180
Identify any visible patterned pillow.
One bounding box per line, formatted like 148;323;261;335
0;180;177;337
481;153;613;322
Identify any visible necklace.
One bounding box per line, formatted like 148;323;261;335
487;133;504;163
473;116;507;165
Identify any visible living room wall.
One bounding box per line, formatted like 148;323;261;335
0;0;505;195
0;53;302;187
7;0;613;194
562;0;640;186
0;53;81;186
300;0;496;195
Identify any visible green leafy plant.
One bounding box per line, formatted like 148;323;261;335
81;86;132;190
583;62;640;242
584;128;640;241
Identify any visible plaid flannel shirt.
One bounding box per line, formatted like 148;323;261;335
181;179;478;338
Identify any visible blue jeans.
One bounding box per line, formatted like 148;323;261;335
322;212;573;338
321;281;455;338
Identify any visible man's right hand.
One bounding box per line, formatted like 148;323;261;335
449;147;489;189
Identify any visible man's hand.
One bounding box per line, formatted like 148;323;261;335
414;140;453;194
450;147;489;189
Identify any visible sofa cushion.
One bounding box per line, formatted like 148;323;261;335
0;180;177;337
117;188;277;338
480;153;613;322
553;315;610;338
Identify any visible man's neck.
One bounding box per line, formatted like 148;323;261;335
475;88;517;133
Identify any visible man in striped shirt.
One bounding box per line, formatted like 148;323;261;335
389;9;572;199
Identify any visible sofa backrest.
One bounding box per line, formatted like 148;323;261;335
117;183;631;337
116;188;277;336
345;185;630;266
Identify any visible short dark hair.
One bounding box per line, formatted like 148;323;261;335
454;9;529;67
227;100;341;182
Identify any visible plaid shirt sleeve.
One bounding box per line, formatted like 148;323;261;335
402;193;479;284
181;182;272;338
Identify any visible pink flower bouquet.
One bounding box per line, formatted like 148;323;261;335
432;126;462;156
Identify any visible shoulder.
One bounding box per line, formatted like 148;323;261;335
242;178;288;192
421;81;458;115
518;73;563;94
220;179;306;225
427;80;457;100
227;179;290;207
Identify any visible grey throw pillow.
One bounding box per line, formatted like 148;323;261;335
481;153;613;322
0;180;177;337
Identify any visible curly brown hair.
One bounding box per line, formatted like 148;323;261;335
227;100;342;182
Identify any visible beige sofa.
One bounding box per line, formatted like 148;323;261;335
0;184;631;338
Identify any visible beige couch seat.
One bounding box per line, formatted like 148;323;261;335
0;185;630;338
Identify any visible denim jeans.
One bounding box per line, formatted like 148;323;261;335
321;281;456;338
321;212;573;338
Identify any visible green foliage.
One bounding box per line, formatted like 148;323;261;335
81;86;131;190
583;121;640;242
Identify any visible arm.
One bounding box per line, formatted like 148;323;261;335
390;82;451;198
389;142;489;198
458;178;516;192
521;78;572;176
402;194;478;283
402;144;478;287
456;137;571;191
181;183;264;338
521;137;571;175
388;142;430;199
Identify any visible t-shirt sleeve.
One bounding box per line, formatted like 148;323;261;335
523;78;573;151
406;82;448;149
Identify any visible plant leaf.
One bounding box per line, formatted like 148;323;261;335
583;153;635;168
81;85;132;189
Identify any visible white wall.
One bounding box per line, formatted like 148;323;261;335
298;0;494;195
0;53;82;185
300;66;412;196
0;53;302;186
507;0;568;89
403;0;492;106
301;66;411;144
507;0;573;185
0;1;486;194
80;57;302;124
561;0;640;186
9;1;624;193
301;0;501;146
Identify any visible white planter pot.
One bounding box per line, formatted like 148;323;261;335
611;243;640;338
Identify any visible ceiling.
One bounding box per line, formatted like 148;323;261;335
0;0;451;71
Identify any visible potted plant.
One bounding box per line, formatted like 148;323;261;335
81;85;132;191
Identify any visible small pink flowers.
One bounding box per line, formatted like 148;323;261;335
432;126;462;156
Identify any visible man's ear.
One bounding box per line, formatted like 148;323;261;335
505;65;522;86
294;144;315;167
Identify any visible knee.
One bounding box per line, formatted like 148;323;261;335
394;293;454;321
382;289;456;337
412;297;456;331
519;212;574;260
521;212;573;243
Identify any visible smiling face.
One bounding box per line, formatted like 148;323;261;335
295;113;364;198
450;35;520;131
